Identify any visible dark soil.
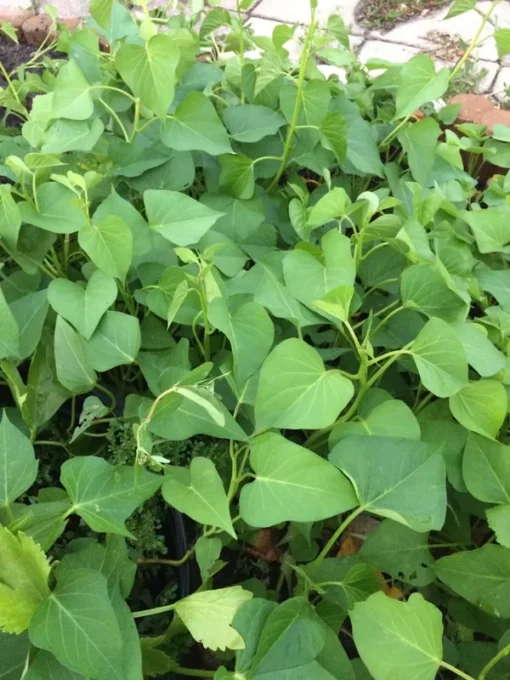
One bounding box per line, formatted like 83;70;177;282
356;0;450;30
0;38;39;88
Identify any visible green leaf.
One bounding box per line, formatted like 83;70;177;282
200;7;231;38
245;253;321;328
351;592;443;680
162;92;232;155
308;558;381;611
410;317;468;397
222;104;285;143
359;519;434;586
90;0;113;28
78;216;132;281
463;433;510;505
449;380;506;439
9;290;49;361
173;586;253;652
0;185;21;251
395;55;450;119
29;568;123;680
0;631;29;680
0;411;38;508
52;61;94;120
330;436;446;531
240;598;325;675
70;396;109;443
330;398;421;447
446;0;476;17
462;206;510;253
42;119;104;154
284;231;355;311
93;189;151;257
0;527;51;634
195;536;222;582
208;297;274;384
48;270;118;340
331;97;384;177
87;311;141;371
149;386;247;441
435;545;510;617
162;457;235;537
0;287;19;360
19;183;88;234
255;338;354;430
240;432;357;527
307;188;350;228
401;263;468;322
455;322;507;378
219;154;255;199
116;34;179;119
24;650;85;679
54;316;97;394
320;112;347;163
486;505;510;548
495;28;510;59
145;189;223;246
398;118;441;185
61;456;161;536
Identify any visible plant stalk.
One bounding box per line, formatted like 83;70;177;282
478;644;510;680
310;506;365;571
268;8;317;191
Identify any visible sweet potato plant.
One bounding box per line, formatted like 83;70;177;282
1;0;510;678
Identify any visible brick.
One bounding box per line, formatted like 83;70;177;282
449;93;510;133
22;14;52;46
0;9;33;40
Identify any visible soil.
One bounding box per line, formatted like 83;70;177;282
356;0;450;30
0;37;39;88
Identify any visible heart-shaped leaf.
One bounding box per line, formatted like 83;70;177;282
240;433;357;527
162;457;235;537
255;338;354;430
48;270;117;340
330;436;446;531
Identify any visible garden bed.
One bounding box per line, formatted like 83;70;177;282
1;1;510;679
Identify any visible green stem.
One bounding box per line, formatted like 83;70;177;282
450;0;499;80
91;85;137;103
0;61;22;107
440;662;475;680
371;304;404;335
310;507;365;571
268;8;317;192
130;97;141;142
478;644;510;680
237;0;245;104
95;383;117;413
137;549;195;568
132;602;176;619
99;98;130;143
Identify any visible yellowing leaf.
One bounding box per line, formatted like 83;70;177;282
173;586;253;651
0;527;51;633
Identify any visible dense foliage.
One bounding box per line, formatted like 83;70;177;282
2;0;510;678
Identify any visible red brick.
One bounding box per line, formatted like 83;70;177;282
450;93;510;134
0;10;33;41
21;14;53;47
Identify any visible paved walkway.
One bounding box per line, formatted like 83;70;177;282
3;0;510;100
